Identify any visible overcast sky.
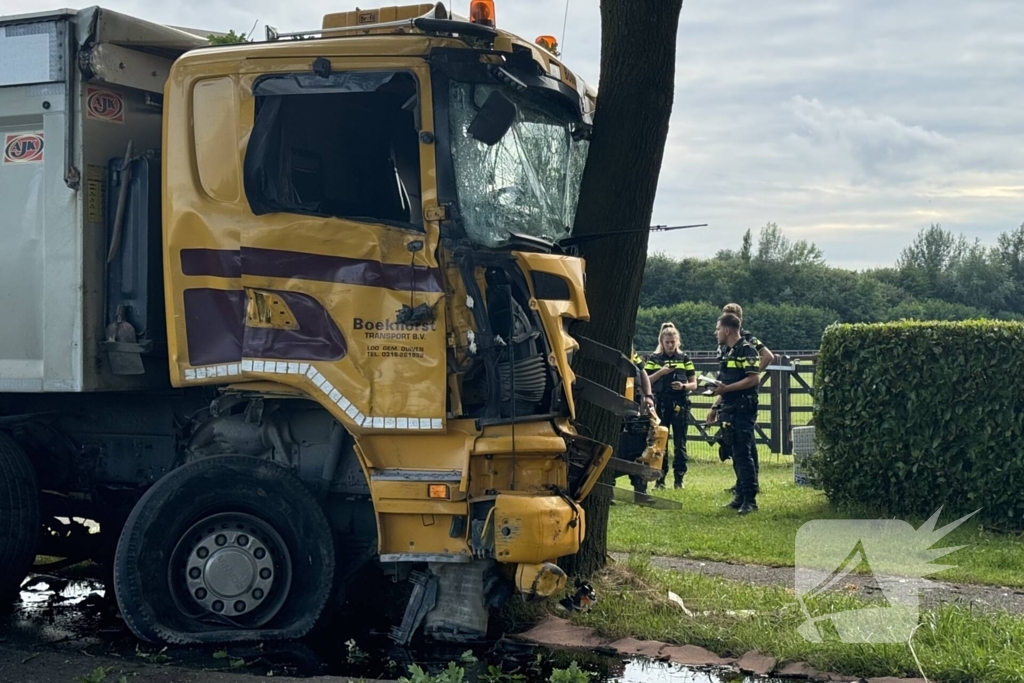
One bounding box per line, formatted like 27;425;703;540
12;0;1023;270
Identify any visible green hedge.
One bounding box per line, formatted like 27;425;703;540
634;301;837;352
815;320;1024;528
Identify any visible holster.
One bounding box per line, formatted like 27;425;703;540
713;420;734;461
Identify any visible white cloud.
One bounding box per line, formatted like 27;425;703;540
786;96;955;179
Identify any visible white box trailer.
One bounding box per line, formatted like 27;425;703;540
0;7;207;392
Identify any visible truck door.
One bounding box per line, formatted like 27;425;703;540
173;62;448;434
238;65;447;432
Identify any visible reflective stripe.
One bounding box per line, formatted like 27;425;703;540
646;361;694;370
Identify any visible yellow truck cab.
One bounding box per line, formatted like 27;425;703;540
0;2;633;646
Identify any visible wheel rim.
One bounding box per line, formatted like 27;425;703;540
168;512;293;628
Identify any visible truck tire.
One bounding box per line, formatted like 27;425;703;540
0;432;39;607
113;455;335;644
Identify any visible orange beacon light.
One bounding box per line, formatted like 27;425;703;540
470;0;496;27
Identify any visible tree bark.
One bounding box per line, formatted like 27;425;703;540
560;0;685;578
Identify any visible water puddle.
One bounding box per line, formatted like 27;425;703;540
18;576;105;611
6;571;778;683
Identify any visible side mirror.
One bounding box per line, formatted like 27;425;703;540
468;90;517;145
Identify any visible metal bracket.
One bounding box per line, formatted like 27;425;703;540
573;376;638;417
389;570;438;646
99;339;152;376
606;457;662;481
575;335;635;378
424;204;451;222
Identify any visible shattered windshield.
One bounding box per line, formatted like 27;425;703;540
449;82;589;248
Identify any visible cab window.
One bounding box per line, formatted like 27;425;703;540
243;71;422;228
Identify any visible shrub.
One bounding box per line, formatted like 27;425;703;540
815;320;1024;528
634;301;836;352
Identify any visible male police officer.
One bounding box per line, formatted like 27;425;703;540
722;303;774;371
707;313;761;515
720;303;773;494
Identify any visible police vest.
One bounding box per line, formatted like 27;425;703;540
644;352;695;398
718;339;759;403
718;330;764;359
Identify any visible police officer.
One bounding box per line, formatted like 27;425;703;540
707;313;761;515
722;303;774;371
620;347;657;503
720;303;773;494
645;323;696;490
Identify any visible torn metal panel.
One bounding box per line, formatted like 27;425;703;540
81;42;173;93
75;6;208;58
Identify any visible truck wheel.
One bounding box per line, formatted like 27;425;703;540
0;433;39;606
113;456;335;644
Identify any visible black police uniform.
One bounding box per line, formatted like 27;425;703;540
644;351;695;488
617;353;653;502
719;329;765;489
716;338;760;511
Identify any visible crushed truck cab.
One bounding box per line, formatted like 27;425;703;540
0;2;631;646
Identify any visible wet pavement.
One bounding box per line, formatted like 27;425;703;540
0;568;775;683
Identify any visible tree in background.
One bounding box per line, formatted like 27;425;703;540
559;0;685;578
207;27;255;45
634;221;1024;353
997;223;1024;311
753;222;825;266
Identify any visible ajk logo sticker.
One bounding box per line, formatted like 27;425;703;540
86;87;125;124
3;133;44;164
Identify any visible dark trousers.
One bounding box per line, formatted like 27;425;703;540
729;420;760;492
618;426;650;501
724;402;757;502
657;399;689;484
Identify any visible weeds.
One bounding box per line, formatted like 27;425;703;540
74;667;112;683
548;662;593;683
400;662;466;683
479;664;527;683
345;638;370;664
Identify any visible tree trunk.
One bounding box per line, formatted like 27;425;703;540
560;0;685;578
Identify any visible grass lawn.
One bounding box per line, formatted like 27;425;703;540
570;558;1024;683
607;459;1024;587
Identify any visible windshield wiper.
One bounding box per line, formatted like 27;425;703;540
505;231;556;254
558;223;708;247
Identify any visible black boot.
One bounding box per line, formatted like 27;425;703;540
723;497;743;509
674;474;684;489
738;498;759;515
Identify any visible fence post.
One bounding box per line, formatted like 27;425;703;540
781;355;793;455
768;366;781;453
